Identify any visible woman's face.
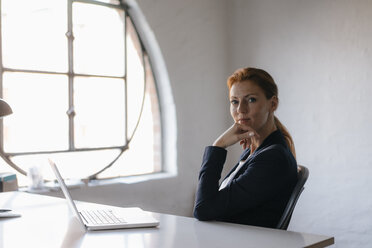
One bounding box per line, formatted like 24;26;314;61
229;80;277;133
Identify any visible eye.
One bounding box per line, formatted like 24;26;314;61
248;97;257;103
230;99;239;105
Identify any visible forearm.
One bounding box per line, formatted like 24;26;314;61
194;146;227;220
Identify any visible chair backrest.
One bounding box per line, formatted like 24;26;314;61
276;165;309;230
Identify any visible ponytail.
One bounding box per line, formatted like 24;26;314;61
274;116;296;159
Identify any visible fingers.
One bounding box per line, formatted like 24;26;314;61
236;124;260;150
240;139;249;150
239;138;250;150
239;139;246;149
236;124;260;138
236;130;258;141
213;123;259;149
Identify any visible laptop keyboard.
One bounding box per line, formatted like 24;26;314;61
80;209;126;225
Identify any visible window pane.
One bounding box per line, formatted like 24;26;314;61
1;0;67;71
74;76;125;148
98;55;162;178
126;17;145;138
98;91;156;178
144;55;162;172
3;72;68;152
73;3;125;76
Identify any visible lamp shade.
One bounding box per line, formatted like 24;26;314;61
0;98;12;118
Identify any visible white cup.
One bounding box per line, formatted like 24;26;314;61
27;165;44;190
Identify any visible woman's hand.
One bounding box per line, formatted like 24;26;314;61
213;123;260;149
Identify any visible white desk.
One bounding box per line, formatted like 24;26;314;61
0;192;334;248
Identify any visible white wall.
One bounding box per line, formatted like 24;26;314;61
228;0;372;247
17;0;372;247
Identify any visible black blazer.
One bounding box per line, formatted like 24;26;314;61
193;130;298;228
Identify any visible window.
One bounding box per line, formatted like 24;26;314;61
0;0;167;185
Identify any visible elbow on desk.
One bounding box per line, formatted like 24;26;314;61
193;205;214;221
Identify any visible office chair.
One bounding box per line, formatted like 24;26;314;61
276;165;309;230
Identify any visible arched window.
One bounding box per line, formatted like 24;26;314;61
0;0;175;186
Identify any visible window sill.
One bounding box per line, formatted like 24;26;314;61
20;171;176;193
87;171;176;187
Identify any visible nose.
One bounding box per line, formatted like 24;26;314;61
237;101;248;113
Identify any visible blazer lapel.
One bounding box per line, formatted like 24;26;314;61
222;148;251;181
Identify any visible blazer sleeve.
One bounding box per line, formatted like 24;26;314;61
193;144;291;221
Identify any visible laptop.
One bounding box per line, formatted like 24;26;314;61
49;159;159;231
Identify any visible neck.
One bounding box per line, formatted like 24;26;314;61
250;119;277;153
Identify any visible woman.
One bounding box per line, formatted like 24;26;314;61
193;67;298;228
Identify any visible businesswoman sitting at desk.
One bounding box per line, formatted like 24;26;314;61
193;67;298;228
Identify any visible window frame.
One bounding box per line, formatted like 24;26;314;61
0;0;174;180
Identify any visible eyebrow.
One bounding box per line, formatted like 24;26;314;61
230;93;257;99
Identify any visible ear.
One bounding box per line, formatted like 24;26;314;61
270;96;278;112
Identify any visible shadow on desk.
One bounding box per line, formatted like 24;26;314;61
193;220;306;248
60;217;85;248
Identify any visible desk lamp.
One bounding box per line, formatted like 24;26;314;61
0;98;17;217
0;98;12;118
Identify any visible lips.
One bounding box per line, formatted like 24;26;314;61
238;118;250;124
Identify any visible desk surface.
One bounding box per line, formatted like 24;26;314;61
0;192;334;248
